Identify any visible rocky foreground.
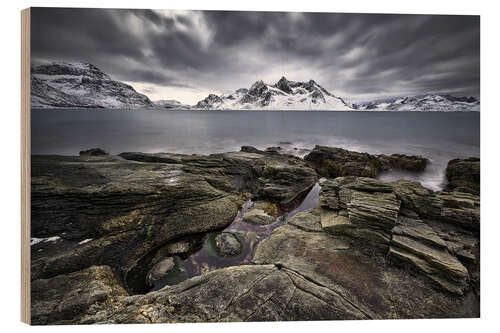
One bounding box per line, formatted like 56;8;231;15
30;145;480;324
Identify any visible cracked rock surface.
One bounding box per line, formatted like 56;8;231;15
30;147;479;324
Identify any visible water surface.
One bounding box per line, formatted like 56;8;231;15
32;109;480;190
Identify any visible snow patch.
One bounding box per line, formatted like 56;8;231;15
31;236;61;246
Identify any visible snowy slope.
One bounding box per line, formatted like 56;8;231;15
194;77;354;111
153;99;191;109
354;94;479;111
30;62;480;112
31;62;154;109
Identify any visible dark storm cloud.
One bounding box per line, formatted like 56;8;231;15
31;8;480;103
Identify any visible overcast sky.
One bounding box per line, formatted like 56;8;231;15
31;8;480;104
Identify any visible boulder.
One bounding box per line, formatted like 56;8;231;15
242;207;276;225
378;154;428;172
146;258;176;287
214;232;242;256
79;148;108;156
305;146;383;178
165;240;194;256
445;158;480;195
304;145;427;178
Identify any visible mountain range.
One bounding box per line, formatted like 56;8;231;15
31;62;480;111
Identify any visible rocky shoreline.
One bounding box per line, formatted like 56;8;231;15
30;145;480;324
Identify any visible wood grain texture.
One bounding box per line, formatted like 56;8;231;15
21;7;31;325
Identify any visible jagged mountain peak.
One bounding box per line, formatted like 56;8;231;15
195;76;352;110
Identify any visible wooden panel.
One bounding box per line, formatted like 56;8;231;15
21;7;31;325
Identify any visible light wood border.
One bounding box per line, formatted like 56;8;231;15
21;7;31;325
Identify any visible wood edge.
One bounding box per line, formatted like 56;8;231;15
21;7;31;325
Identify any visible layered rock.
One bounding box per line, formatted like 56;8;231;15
31;154;240;281
31;148;316;292
304;145;428;178
317;176;479;295
120;148;317;206
392;180;480;231
30;146;480;324
253;211;478;319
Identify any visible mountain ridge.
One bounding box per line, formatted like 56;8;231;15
31;62;480;111
31;62;153;109
194;76;354;110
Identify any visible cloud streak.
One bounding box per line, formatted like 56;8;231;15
31;8;480;104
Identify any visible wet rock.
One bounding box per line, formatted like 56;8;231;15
304;145;427;178
305;146;383;178
321;211;391;245
378;154;428;172
445;158;480;195
347;190;400;230
119;152;183;164
31;265;127;325
79;148;108;156
124;149;317;206
146;258;175;287
76;265;368;324
265;146;282;154
242;206;276;225
31;155;240;280
165;240;193;256
254;217;478;318
30;149;480;324
391;235;468;281
436;191;480;231
392;180;480;231
317;176;478;295
240;146;264;154
391;180;442;217
319;177;399;243
288;209;323;232
214;232;242;256
392;216;448;249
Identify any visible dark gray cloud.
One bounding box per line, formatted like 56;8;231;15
31;8;480;103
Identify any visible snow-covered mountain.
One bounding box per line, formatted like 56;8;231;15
353;94;480;111
153;99;191;110
31;62;154;109
194;77;354;110
30;62;480;111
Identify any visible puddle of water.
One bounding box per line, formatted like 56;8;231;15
144;183;321;292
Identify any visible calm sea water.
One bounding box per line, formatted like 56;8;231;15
31;109;480;191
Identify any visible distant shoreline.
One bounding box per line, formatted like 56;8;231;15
31;107;481;112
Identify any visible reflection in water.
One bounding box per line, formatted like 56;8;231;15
149;183;321;291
